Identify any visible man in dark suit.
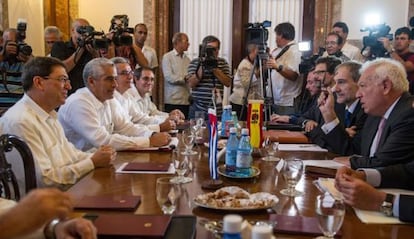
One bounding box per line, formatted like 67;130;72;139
317;61;367;155
296;57;343;130
335;164;414;222
334;58;414;169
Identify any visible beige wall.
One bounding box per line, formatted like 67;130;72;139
8;0;45;56
78;0;144;33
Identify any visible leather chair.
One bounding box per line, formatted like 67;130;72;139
0;134;36;200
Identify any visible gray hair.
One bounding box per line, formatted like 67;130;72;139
172;32;187;45
83;58;114;85
110;57;129;65
44;26;62;38
335;61;362;83
360;58;409;92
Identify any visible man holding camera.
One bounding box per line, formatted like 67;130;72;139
186;35;232;119
51;18;100;95
266;22;302;115
379;27;414;95
0;28;33;104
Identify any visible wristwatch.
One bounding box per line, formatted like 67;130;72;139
276;64;283;72
380;193;395;217
44;219;60;239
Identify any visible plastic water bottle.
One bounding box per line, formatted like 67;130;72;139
231;111;240;133
223;214;242;239
251;224;273;239
225;127;239;173
236;128;252;177
221;105;232;137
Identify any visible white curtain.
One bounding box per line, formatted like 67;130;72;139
249;0;303;51
180;0;233;66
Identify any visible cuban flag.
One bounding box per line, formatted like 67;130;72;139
208;108;218;180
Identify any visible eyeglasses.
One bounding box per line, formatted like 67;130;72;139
314;70;327;75
325;41;338;46
141;76;154;82
41;76;70;84
118;70;133;76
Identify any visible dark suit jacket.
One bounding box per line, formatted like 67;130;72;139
319;101;367;155
297;100;346;147
350;92;414;169
378;157;414;222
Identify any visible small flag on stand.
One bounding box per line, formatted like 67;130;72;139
208;108;218;180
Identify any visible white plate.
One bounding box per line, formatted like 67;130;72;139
193;186;278;211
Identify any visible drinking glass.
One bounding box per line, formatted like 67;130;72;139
170;149;193;184
280;158;304;197
156;177;180;214
261;137;280;161
315;193;345;238
181;128;197;155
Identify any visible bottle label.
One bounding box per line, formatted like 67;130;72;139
236;151;251;168
225;150;237;171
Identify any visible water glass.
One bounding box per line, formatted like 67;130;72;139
315;193;345;238
156;177;180;214
261;137;280;161
170;149;193;184
280;158;304;197
181;128;197;155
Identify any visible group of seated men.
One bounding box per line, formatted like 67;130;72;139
273;56;414;222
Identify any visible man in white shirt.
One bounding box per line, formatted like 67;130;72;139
162;32;191;118
266;22;302;115
128;66;185;123
332;21;364;62
111;57;175;132
134;23;158;69
58;58;170;152
0;57;115;186
0;188;96;239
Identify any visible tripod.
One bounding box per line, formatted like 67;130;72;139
240;54;274;122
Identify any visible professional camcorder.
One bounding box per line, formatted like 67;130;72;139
299;47;325;74
245;20;271;58
77;26;108;49
109;15;134;46
16;19;32;56
360;23;393;60
199;44;218;71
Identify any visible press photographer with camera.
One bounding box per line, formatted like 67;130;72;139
51;18;100;95
323;32;351;63
106;15;149;70
0;28;33;102
379;27;414;95
186;35;232;119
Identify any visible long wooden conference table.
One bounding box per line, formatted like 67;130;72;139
67;144;413;238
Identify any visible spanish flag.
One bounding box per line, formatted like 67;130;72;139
247;99;264;148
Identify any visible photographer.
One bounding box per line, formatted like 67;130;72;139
379;27;414;95
323;32;350;63
0;28;32;101
186;35;231;119
106;16;149;69
229;43;260;121
51;18;100;95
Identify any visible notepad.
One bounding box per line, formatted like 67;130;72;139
94;214;172;238
75;195;141;211
123;162;171;171
269;214;342;237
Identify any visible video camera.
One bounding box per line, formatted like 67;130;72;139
245;20;271;58
76;26;108;50
198;44;218;71
299;46;325;74
360;23;393;60
109;15;134;46
16;19;32;56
